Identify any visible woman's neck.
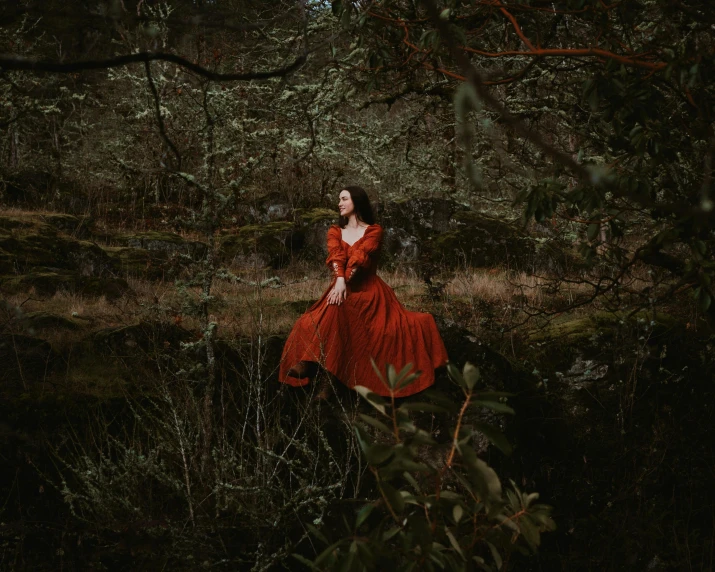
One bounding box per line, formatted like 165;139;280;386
345;215;365;228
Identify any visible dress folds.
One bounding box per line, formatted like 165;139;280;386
279;224;449;397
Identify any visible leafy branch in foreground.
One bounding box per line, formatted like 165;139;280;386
296;361;555;571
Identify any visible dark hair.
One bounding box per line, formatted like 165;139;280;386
338;185;375;228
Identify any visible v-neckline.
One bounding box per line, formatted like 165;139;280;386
341;226;370;247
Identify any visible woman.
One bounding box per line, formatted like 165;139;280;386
279;186;449;398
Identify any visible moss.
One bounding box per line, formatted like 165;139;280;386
527;310;681;344
39;213;93;237
1;272;130;300
298;208;336;225
0;247;14;273
0;333;58;388
219;221;295;267
113;231;207;259
0;215;36;231
0;216;113;274
103;246;166;279
17;311;84;332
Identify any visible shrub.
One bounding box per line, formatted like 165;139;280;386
297;361;555;571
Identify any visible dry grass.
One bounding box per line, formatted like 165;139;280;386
5;256;663;344
1;264;579;341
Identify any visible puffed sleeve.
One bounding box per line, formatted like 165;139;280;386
346;225;383;282
326;225;346;279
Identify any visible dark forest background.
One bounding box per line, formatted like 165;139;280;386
1;0;714;570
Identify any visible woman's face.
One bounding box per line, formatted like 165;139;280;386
338;190;354;218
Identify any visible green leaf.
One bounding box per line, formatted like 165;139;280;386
587;222;600;241
379;482;405;514
463;362;480;390
487;541;503;569
382;526;401;541
358;413;393;436
445;526;465;560
453;504;464;523
387;363;397;389
472;400;515;415
366;443;394;465
292;553;318;570
398;402;447;413
395;371;422;391
697;288;712;313
315;539;344;567
354;424;372;454
447;362;466;389
370;357;389;391
306;523;329;544
354;385;387;415
355;503;375;528
474;390;514;400
472;422;513;456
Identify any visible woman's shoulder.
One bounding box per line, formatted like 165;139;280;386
364;223;383;235
327;224;342;235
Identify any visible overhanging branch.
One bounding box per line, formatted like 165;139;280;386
0;51;307;81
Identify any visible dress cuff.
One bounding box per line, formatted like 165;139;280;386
332;262;345;278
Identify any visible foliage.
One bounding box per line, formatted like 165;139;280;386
297;362;555;571
330;0;715;322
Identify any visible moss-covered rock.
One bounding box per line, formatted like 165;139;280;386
93;322;192;355
297;208;337;226
113;231;207;259
0;272;130;300
0;334;58;388
39;213;93;238
429;211;533;268
219;221;295;268
0;215;112;275
16;311;84;332
103;246;168;279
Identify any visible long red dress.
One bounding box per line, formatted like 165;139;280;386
279;224;449;397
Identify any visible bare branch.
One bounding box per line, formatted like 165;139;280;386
0;51;307;81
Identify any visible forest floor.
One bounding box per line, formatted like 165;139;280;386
2;207;713;571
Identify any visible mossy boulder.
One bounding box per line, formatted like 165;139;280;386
16;311;84;332
219;222;295;268
0;215;112;275
428;211;534;269
39;213;93;238
514;309;715;569
93;321;193;355
103;246;169;279
0;334;58;389
297;208;336;226
379;198;457;238
113;231;207;259
0;247;14;274
1;272;130;300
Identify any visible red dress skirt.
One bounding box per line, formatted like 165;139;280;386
279;224;448;397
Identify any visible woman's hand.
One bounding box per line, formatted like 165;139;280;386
327;277;347;305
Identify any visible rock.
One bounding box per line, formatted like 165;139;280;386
0;334;58;388
16;311;84;332
0;215;113;275
103;246;170;279
114;231;207;259
219;222;295;268
429;211;535;269
379;197;457;237
382;227;419;267
93;322;192;355
39;213;93;238
1;272;130;300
